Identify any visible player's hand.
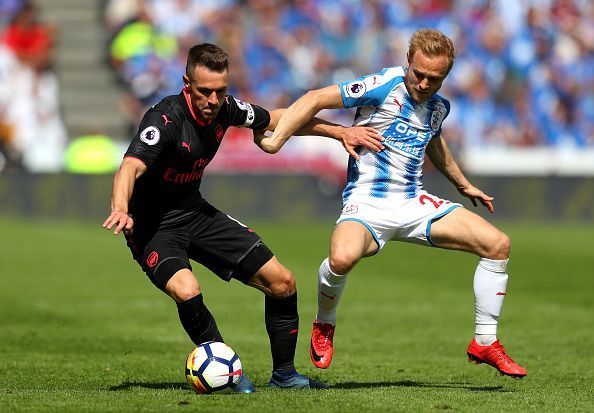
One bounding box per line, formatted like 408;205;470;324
458;185;494;213
253;129;270;151
337;126;384;160
253;129;282;153
102;210;134;235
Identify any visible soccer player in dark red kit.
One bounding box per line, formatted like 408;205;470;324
102;43;383;392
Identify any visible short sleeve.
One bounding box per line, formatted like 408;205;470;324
339;67;405;108
224;95;271;130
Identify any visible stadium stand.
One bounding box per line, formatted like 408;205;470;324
43;0;129;145
0;0;592;174
103;0;593;149
99;0;593;177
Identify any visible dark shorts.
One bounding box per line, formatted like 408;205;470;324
125;202;274;290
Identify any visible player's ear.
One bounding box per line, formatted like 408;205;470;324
182;75;190;88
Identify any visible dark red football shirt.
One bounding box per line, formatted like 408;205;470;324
124;90;270;225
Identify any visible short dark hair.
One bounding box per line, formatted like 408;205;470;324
186;43;229;77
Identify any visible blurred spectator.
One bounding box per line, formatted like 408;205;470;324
0;1;66;172
2;0;53;72
103;0;594;157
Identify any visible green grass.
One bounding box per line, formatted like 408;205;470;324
0;217;592;412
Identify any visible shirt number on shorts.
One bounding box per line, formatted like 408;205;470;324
419;194;449;209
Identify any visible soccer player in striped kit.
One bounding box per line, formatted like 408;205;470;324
257;28;527;378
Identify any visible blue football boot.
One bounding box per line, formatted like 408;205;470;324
234;373;256;393
268;370;327;389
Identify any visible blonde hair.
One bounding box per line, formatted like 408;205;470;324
408;28;455;71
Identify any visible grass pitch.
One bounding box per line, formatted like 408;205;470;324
0;217;592;412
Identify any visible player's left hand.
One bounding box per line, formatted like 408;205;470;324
458;185;494;213
338;126;384;160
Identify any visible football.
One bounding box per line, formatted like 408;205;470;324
185;341;243;394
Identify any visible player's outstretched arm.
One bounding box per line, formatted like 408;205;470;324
254;85;344;153
254;118;383;159
102;157;147;235
297;117;384;160
254;85;383;158
426;135;494;213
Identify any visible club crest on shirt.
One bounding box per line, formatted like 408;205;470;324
140;126;160;146
430;106;445;133
345;81;366;98
342;202;358;215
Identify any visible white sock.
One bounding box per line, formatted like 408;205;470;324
473;258;509;346
315;258;348;325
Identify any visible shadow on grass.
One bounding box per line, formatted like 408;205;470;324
332;380;510;392
109;379;510;393
109;381;187;391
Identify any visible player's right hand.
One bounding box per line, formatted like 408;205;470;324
102;210;134;236
338;126;384;160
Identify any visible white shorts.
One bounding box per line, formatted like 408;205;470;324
337;191;462;250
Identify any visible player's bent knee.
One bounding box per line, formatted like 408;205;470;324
498;232;511;258
172;287;201;303
165;270;201;303
329;251;358;275
268;269;296;298
485;231;510;260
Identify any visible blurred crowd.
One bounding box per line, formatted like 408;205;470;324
0;0;66;172
104;0;594;151
1;0;593;174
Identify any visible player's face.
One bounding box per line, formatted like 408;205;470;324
404;51;450;103
184;66;229;121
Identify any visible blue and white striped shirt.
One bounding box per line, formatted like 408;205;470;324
339;66;450;201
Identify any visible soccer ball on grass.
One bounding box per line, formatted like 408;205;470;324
185;341;243;394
